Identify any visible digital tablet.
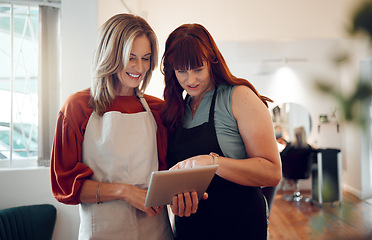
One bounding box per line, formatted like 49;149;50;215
144;165;218;207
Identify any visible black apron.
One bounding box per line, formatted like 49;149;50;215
167;87;267;240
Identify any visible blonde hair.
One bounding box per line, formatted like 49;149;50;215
90;13;158;115
292;126;308;149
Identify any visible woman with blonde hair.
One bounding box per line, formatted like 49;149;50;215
50;14;173;239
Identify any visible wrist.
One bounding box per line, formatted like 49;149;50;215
118;183;129;202
209;152;219;165
96;182;102;204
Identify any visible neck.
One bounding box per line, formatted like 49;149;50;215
191;95;204;105
189;86;215;115
116;87;136;96
190;94;204;116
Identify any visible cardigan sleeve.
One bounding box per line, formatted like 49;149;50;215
50;90;94;205
154;110;168;170
144;95;168;170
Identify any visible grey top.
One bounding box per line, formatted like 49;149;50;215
183;84;248;159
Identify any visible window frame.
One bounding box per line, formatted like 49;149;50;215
0;0;61;168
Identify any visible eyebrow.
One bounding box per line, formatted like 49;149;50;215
192;65;206;70
130;53;152;57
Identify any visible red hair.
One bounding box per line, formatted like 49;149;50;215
161;23;272;130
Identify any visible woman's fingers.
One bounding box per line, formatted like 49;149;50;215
145;207;156;217
177;193;185;217
202;192;209;200
169;164;179;170
171;195;179;215
183;192;192;217
171;192;200;217
190;191;199;214
147;205;163;217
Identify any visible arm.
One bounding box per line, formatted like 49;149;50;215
170;86;281;217
79;180;162;217
147;95;168;171
50;111;93;205
172;85;282;187
216;85;281;186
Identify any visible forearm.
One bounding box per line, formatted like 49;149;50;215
79;179;162;217
79;179;128;204
216;156;282;187
174;154;282;187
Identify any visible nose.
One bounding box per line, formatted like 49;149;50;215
185;72;197;84
133;59;145;72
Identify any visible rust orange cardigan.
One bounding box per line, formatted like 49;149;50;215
50;89;167;205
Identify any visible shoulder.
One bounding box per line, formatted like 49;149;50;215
218;84;258;102
232;85;266;110
143;94;164;103
231;84;270;124
60;88;93;126
215;84;237;107
61;88;91;112
143;94;164;112
217;84;236;97
232;85;256;98
214;85;236;119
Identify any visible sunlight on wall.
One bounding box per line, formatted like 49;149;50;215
268;66;304;103
273;66;299;92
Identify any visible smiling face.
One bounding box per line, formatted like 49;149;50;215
116;35;152;96
174;61;214;99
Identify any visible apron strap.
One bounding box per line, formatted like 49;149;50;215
185;86;218;123
138;96;151;112
136;92;151;112
208;87;218;123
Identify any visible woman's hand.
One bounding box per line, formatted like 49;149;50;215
170;191;199;217
170;155;214;170
169;190;209;217
169;155;212;217
122;184;163;217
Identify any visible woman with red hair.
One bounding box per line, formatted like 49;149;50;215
161;23;281;239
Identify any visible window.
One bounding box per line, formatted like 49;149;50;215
0;1;60;168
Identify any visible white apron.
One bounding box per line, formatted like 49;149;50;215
79;95;173;240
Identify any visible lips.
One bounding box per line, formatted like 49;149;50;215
188;84;199;89
127;72;141;78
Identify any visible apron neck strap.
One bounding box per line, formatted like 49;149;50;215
208;86;218;123
137;94;151;112
185;86;218;122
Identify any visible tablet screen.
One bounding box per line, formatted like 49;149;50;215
144;165;218;207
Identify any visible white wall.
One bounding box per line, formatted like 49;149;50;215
0;168;79;240
1;0;370;240
60;0;98;104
